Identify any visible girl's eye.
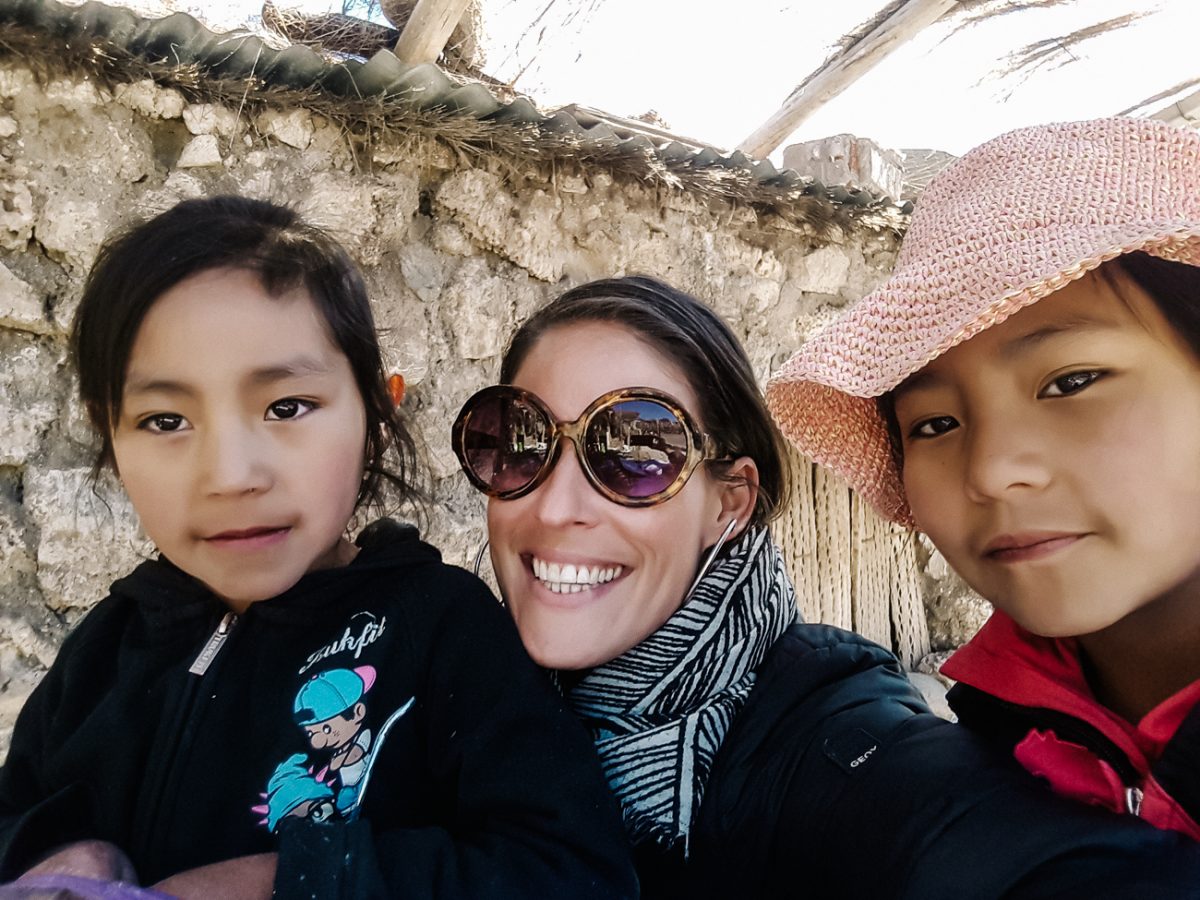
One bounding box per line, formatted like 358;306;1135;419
1040;370;1104;398
909;415;958;439
266;398;317;421
137;413;188;434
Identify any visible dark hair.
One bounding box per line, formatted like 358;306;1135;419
500;276;791;528
1109;251;1200;358
877;251;1200;472
70;195;419;512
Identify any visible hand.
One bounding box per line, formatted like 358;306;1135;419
152;853;276;900
21;841;137;883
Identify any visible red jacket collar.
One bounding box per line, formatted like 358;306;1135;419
944;612;1160;768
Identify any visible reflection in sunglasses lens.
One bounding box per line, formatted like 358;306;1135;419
584;399;687;498
465;393;550;493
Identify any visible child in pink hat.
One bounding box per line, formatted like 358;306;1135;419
768;116;1200;839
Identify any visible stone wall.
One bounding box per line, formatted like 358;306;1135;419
0;60;978;753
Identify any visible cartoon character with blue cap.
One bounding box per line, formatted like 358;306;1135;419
254;665;414;830
293;665;377;812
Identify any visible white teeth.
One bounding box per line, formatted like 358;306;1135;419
531;556;623;592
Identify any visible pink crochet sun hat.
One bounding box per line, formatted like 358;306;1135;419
766;116;1200;526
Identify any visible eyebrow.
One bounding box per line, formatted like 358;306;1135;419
123;354;335;398
1000;317;1116;355
894;317;1117;400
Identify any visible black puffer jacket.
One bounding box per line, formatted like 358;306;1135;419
650;624;1200;899
0;521;636;899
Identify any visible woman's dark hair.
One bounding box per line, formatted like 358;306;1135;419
500;275;792;528
877;250;1200;473
70;195;419;512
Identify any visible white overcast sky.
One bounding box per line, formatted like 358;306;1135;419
121;0;1199;158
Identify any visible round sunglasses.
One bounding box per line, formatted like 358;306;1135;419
452;385;720;507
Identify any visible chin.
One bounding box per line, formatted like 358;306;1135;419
519;631;603;671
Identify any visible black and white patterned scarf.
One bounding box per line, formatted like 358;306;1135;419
566;526;798;849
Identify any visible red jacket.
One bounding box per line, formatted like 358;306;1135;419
944;611;1200;841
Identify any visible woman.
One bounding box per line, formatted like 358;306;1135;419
452;275;1200;898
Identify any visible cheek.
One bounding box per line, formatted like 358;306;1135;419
903;462;953;529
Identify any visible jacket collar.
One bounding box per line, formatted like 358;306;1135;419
112;518;438;630
944;611;1200;766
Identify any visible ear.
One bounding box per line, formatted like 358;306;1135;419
703;456;759;546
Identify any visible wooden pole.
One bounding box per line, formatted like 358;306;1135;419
393;0;473;66
737;0;958;159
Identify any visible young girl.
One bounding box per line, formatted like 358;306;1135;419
0;196;636;899
767;117;1200;840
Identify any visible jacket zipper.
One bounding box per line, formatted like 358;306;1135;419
188;611;238;675
136;610;241;869
1125;786;1144;817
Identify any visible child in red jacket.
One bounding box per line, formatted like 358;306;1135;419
768;116;1200;840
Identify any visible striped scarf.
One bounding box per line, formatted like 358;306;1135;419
567;527;797;848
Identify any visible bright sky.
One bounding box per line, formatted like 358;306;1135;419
140;0;1199;158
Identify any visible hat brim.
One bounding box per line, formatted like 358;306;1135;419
768;226;1200;526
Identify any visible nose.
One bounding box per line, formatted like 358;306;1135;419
198;419;273;497
962;418;1051;504
528;438;599;527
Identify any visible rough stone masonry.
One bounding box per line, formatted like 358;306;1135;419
0;62;984;754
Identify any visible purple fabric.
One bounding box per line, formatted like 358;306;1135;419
0;875;175;899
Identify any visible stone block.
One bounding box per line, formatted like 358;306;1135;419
177;134;223;168
298;174;396;263
0;181;33;252
34;196;110;274
0;116;17;138
114;79;185;119
0;330;60;466
441;257;514;360
783;133;903;200
24;468;150;612
183;103;241;137
0;263;49;335
43;78;107;108
257;109;314;150
790;244;851;295
0;469;34;586
399;241;448;304
434;171;564;282
0;66;35;99
908;671;953;720
925;583;992;650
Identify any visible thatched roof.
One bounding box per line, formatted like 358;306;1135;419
0;0;910;236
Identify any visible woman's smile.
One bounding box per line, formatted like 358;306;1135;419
529;555;625;594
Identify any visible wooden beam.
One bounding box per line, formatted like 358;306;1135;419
737;0;957;159
393;0;473;66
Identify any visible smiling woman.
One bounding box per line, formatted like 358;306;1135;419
459;273;1200;899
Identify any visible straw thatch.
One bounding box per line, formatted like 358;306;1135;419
0;12;905;237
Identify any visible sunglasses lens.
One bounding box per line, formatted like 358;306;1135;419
460;391;551;495
583;399;690;499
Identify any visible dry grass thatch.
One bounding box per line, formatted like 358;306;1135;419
261;0;484;76
983;11;1153;95
0;17;905;237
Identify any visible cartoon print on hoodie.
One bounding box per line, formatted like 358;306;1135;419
253;659;414;832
